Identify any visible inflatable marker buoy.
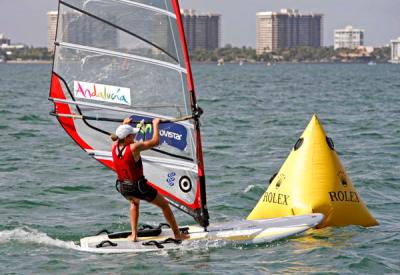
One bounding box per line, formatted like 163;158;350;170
247;114;378;228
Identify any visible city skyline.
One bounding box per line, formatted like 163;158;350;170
0;0;398;47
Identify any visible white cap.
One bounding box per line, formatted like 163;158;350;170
115;125;139;139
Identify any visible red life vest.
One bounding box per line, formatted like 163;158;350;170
112;143;144;181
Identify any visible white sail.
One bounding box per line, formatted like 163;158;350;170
49;0;209;227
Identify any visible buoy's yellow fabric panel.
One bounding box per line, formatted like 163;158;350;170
247;114;378;227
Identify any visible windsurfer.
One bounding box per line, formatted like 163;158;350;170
111;117;189;241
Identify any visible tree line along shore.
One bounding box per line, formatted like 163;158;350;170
0;45;391;64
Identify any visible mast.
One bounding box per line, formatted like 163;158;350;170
171;0;209;228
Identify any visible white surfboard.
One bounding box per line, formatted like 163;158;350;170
79;213;323;253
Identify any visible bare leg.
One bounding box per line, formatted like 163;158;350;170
151;194;189;240
129;198;140;241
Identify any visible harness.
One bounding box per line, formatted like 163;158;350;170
113;142;145;194
115;177;147;193
116;144;127;159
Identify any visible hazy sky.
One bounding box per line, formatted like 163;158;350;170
0;0;398;47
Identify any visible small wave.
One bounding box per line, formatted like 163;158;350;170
244;184;265;193
243;184;268;193
8;132;38;139
17;115;49;122
11;200;53;209
0;227;80;251
44;185;96;194
348;256;395;273
200;97;222;103
0;167;19;172
244;185;255;193
0;109;13;115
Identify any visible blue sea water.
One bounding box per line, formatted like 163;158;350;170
0;63;399;274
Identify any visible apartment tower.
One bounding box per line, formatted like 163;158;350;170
256;9;323;54
181;9;221;52
334;26;364;49
47;11;118;53
0;34;11;46
47;11;58;52
390;37;400;64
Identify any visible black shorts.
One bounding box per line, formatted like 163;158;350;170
116;178;158;202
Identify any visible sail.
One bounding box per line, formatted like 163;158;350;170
49;0;209;227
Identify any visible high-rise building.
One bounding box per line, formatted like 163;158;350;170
47;11;118;53
390;37;400;64
181;9;221;52
0;33;11;46
334;26;364;50
256;9;323;54
151;13;176;59
47;11;58;52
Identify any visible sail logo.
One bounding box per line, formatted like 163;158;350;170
131;115;188;151
74;81;131;106
137;123;153;135
166;172;176;186
160;129;182;141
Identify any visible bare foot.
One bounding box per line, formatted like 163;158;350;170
175;233;190;241
127;234;138;242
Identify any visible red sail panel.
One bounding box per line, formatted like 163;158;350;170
49;73;114;169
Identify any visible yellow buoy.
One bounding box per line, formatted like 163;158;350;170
247;114;378;228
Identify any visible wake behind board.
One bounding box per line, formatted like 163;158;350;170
79;214;323;253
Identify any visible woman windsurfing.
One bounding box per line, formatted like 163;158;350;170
111;117;189;241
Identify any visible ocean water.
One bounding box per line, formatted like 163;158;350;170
0;63;399;274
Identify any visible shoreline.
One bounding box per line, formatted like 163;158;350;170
0;60;390;65
192;61;389;65
2;60;52;64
